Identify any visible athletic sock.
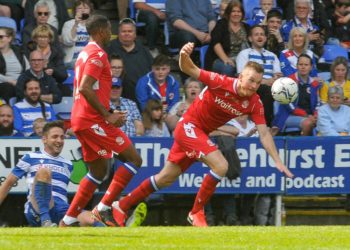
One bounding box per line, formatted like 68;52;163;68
34;181;52;224
191;170;223;214
100;162;138;207
66;173;101;218
119;176;158;212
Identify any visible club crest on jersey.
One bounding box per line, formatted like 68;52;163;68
210;72;216;81
184;122;197;138
98;51;104;57
242;100;249;108
91;124;107;136
225;92;230;97
116;136;125;145
169;93;174;100
185;150;197;159
91;59;103;68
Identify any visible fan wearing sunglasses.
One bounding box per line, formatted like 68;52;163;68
24;0;69;34
22;0;61;56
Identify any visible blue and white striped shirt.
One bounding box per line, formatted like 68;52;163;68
13;100;57;137
11;150;73;205
236;48;281;79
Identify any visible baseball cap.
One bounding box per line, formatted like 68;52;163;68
112;77;122;87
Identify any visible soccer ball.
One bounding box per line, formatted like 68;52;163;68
271;77;298;104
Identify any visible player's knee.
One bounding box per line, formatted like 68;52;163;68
131;154;143;168
213;160;228;177
35;168;52;182
155;173;176;188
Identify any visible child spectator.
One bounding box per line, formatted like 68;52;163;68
136;54;180;113
142;99;170;137
252;0;274;25
32;117;46;136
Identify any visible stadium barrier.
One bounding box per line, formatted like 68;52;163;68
1;136;350;226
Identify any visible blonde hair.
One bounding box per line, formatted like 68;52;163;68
287;27;309;51
31;24;54;42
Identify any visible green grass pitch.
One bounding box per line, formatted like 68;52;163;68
1;226;350;249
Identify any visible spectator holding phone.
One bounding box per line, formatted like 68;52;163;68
61;0;93;68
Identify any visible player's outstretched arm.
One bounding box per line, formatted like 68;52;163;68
179;42;201;79
256;124;294;178
0;173;18;205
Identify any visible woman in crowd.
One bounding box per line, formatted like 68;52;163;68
319;56;350;105
61;0;93;68
272;53;321;136
30;24;67;84
317;85;350;136
0;26;29;103
204;0;249;76
166;77;203;132
279;27;318;77
142;99;170;137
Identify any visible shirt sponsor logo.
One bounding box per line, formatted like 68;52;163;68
97;149;107;156
214;96;243;116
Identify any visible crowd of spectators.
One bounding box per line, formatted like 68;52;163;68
1;0;350;226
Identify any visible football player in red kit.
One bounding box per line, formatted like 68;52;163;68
112;42;294;227
60;15;146;227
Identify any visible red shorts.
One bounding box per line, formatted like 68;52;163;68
75;122;131;162
167;120;218;172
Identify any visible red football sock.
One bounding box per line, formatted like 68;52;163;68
66;176;98;217
101;164;136;206
191;173;221;214
119;177;156;212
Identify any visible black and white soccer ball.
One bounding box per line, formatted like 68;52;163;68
271;77;298;104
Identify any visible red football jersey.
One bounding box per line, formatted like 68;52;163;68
182;70;266;133
71;42;112;131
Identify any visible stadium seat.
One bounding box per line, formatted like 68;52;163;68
273;101;301;135
321;45;349;64
200;45;209;69
8;97;17;106
63;69;75;90
318;72;331;82
53;96;73;120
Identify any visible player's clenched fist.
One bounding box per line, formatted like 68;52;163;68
180;42;195;56
106;110;127;127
